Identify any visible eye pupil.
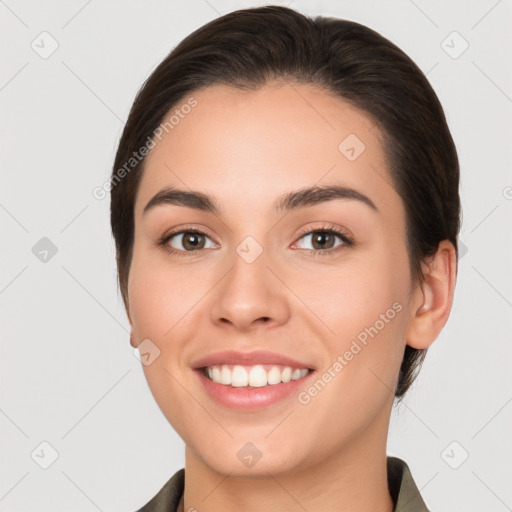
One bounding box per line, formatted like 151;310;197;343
312;232;335;250
183;233;205;250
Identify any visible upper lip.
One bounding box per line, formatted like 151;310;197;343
191;350;315;370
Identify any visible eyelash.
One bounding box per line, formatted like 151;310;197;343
157;223;354;258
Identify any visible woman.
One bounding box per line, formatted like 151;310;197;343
110;6;460;511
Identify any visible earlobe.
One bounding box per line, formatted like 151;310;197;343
130;330;138;348
125;294;135;347
406;240;457;350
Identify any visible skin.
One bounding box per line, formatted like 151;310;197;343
126;81;456;512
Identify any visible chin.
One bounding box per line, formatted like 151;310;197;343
189;435;310;477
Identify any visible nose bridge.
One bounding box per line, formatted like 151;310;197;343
210;233;290;330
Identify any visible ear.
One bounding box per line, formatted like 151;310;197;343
129;329;138;349
406;240;457;349
127;309;139;349
125;293;137;349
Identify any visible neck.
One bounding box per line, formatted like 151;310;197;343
182;419;394;512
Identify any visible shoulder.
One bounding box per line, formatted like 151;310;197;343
133;468;185;512
387;456;432;512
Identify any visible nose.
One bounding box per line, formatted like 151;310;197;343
210;244;291;332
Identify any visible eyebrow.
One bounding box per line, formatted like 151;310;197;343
142;184;378;216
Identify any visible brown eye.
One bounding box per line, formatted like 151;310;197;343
295;229;350;252
181;232;206;250
310;231;337;250
166;231;215;252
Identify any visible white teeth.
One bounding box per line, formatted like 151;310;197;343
248;365;267;387
267;366;282;385
212;366;221;383
281;367;292;383
231;365;249;387
204;364;310;387
220;365;232;385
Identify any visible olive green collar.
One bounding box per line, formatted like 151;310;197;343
136;456;430;512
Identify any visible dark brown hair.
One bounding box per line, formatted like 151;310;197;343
110;5;461;398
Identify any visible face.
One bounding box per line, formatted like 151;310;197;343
127;82;418;476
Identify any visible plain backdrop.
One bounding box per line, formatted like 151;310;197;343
1;1;511;511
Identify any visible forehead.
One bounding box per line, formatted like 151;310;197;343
135;81;401;220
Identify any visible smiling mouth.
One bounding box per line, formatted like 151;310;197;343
200;364;313;388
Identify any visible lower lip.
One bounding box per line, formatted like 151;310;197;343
195;369;315;411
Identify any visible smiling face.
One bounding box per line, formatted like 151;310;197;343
127;81;422;476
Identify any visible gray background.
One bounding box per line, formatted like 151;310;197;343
1;1;511;511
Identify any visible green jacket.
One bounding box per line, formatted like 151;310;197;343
135;456;430;511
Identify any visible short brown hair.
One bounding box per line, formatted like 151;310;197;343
110;5;461;398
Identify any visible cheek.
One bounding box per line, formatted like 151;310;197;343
128;267;169;339
306;248;410;393
128;248;201;340
127;249;212;388
293;276;407;443
327;276;404;373
305;249;408;340
127;253;202;435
